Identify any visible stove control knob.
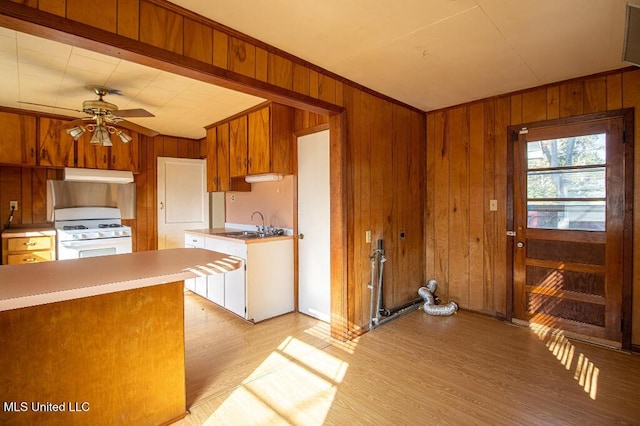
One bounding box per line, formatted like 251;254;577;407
72;234;79;239
80;234;86;239
98;232;104;238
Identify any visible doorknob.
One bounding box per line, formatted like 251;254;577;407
160;201;164;210
298;233;304;240
516;241;524;248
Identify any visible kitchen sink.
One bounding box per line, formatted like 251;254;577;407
218;231;267;239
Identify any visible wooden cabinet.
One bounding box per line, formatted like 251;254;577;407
38;117;75;167
227;103;294;178
206;123;250;192
247;103;294;175
2;231;56;265
0;111;37;165
78;131;140;172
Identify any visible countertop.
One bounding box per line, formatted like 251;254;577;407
1;224;56;238
0;248;241;312
186;227;294;243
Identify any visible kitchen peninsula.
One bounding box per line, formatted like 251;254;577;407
0;248;239;426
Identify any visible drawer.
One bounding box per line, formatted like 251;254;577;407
7;251;54;265
184;233;205;248
7;236;53;252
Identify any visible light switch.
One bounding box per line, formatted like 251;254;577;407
489;200;498;211
365;230;372;243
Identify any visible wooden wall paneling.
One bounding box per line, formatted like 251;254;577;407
31;169;52;224
547;86;560;120
482;100;497;312
522;88;547;123
356;89;371;330
584;77;608;114
151;137;163;249
493;96;510;316
559;80;584;118
267;53;293;90
622;69;640;345
380;101;395;305
20;168;32;224
37;0;65;16
213;29;228;69
67;0;117;32
117;0;139;39
343;85;357;332
448;106;470;308
292;63;310;96
139;1;183;54
409;109;426;295
433;110;450;300
228;36;256;78
335;80;344;107
309;69;319;99
369;96;385;291
425;113;436;282
184;18;212;64
135;135;150;251
319;74;336;104
0;167;21;226
255;47;268;82
468;102;485;311
607;73;623;110
163;136;178;158
510;94;522;126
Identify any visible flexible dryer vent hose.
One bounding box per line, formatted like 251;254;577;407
418;279;458;316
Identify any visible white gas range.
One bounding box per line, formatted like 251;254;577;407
54;207;132;260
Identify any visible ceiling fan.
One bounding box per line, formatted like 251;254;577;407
19;86;160;146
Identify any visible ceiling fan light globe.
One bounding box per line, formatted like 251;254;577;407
116;130;133;144
66;126;86;141
90;125;111;146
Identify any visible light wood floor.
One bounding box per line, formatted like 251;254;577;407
175;291;640;425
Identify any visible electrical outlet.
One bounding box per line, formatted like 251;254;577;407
9;201;18;211
365;230;371;243
230;194;236;202
489;199;498;211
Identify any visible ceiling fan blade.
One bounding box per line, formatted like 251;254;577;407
116;119;160;137
113;108;155;118
18;101;83;113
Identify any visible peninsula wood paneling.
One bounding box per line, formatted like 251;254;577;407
67;0;117;32
426;68;640;347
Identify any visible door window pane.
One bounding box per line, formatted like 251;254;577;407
527;134;606;169
527;168;606;199
527;201;605;231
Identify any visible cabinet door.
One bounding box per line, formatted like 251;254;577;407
111;132;139;171
207;274;225;306
38;118;75;167
217;124;231;191
0;112;36;165
206;127;219;191
248;107;270;175
229;116;248;177
77;132;109;169
225;266;246;318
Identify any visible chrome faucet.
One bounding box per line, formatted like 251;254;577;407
250;211;265;234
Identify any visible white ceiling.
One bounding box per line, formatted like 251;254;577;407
0;0;637;139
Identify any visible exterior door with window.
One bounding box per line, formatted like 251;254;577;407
512;115;630;347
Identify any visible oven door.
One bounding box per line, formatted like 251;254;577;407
58;237;132;260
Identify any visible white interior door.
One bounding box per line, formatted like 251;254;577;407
158;157;209;249
297;130;330;322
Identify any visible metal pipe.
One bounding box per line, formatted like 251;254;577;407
374;248;386;325
367;251;377;330
418;279;458;316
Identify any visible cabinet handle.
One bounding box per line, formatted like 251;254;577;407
112;156;116;164
24;257;37;262
24;241;37;246
30;147;34;158
41;149;47;159
103;154;107;163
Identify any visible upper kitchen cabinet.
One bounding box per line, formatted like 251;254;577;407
207;123;250;192
77;131;140;172
227;103;294;178
38;117;75;167
0;111;37;166
247;104;294;176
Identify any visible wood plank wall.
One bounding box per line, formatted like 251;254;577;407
1;0;426;337
426;68;640;346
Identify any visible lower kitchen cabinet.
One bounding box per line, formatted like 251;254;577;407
201;234;293;322
183;233;207;295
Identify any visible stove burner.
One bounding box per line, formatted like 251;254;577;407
62;225;88;230
98;224;123;228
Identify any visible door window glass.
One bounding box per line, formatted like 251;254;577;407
526;134;606;231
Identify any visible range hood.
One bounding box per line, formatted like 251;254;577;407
64;167;134;184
